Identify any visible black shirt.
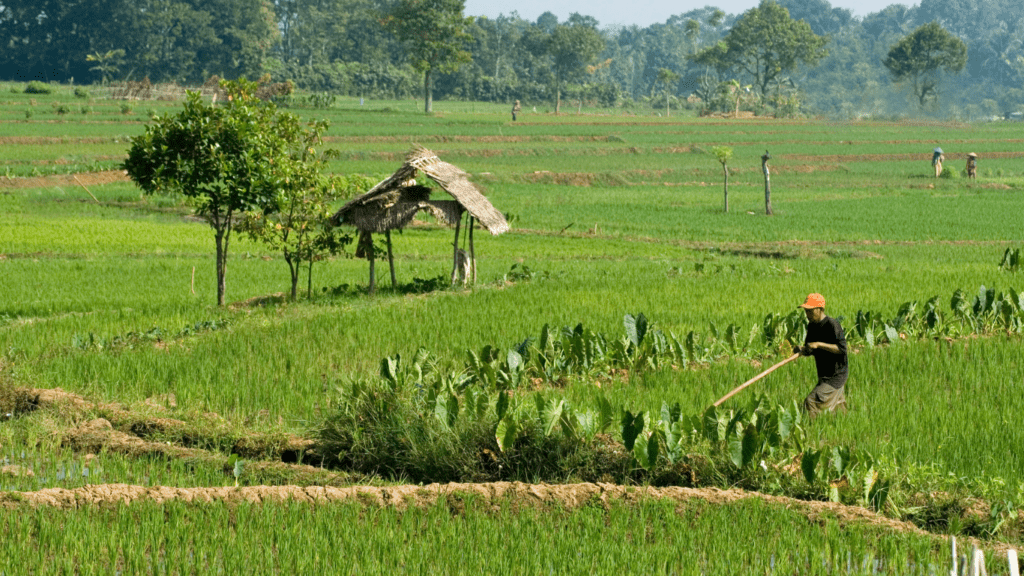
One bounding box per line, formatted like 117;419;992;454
804;316;848;388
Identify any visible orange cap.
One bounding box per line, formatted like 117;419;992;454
799;293;826;309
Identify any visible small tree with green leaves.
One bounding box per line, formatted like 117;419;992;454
711;146;734;212
656;68;680;117
124;79;330;306
239;133;359;300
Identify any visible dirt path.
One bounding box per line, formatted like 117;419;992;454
0;170;129;189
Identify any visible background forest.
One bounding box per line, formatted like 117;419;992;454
1;0;1022;119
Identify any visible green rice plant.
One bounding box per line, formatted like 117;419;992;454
0;498;960;575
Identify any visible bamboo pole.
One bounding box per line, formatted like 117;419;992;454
386;229;396;287
450;212;462;285
468;216;476;284
712;353;800;407
73;175;99;202
367;233;376;295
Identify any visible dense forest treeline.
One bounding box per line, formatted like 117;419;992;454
2;0;1022;118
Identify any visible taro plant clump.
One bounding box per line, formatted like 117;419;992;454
1000;248;1021;273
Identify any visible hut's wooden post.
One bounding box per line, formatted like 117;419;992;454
367;233;376;295
451;211;462;285
469;216;476;284
386;229;396;287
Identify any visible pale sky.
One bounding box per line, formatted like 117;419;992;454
463;0;917;28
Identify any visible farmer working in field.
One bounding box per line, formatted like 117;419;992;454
966;152;978;180
793;293;848;418
511;100;521;121
932;147;945;178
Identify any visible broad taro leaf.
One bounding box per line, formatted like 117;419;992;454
380;354;399;384
725;324;739;353
632;433;652;470
539;323;551;353
495;390;509;420
506;349;523;374
702;405;720;443
869;478;891;510
542;399;566;437
728;428;744;467
883;324;899;344
621;410;645;451
495;417;518;452
741;423;759;468
434;392;451;427
801;449;821;484
624;314;639;348
862;466;877;504
636;313;648;346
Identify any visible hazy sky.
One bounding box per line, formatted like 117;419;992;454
463;0;916;28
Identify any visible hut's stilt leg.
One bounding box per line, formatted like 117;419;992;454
469;216;476;284
368;233;376;295
451;213;462;285
386;229;396;287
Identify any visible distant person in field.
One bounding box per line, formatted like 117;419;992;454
511;100;521;121
966;152;978;180
794;293;848;419
932;148;945;178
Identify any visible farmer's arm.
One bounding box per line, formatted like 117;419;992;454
806;342;840;354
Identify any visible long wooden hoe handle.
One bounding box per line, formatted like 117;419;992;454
712;353;801;408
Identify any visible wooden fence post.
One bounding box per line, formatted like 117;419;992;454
1008;549;1019;576
762;150;773;215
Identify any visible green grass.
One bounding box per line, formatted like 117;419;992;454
0;497;959;575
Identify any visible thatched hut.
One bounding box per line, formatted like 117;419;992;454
330;147;509;293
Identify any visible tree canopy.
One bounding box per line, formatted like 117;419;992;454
547;15;605;113
691;0;829;99
883;21;968;108
382;0;474;113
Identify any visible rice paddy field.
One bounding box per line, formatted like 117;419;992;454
1;83;1023;574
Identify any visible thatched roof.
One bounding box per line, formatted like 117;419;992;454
331;148;509;235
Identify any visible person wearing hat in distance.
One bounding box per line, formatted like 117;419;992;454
794;293;848;418
966;153;978;180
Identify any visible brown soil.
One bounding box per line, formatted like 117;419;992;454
0;170;129;189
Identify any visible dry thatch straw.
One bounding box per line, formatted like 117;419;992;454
331;147;509;235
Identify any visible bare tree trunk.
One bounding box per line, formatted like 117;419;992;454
386;229;396;287
286;254;299;300
213;213;231;306
307;259;313;299
424;69;432;114
722;164;729;213
555;77;561;115
762;151;773;215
